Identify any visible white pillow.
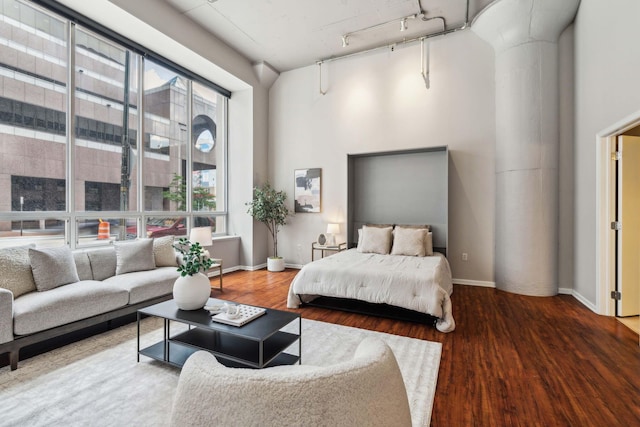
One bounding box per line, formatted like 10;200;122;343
0;244;36;298
29;246;80;291
391;227;426;257
153;236;178;267
357;226;393;255
115;239;156;275
425;231;434;256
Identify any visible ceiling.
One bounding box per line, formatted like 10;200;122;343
164;0;494;72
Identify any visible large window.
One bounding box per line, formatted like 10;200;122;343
0;0;228;248
143;60;187;213
192;81;226;229
74;27;139;213
0;0;68;246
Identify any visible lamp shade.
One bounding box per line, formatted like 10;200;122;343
189;226;212;246
326;223;340;235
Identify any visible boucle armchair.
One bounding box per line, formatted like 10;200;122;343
169;337;412;427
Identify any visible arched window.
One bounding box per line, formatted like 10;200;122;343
193;115;216;153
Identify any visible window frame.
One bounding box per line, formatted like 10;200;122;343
0;0;230;249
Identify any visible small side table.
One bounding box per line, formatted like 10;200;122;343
209;258;223;291
311;242;346;261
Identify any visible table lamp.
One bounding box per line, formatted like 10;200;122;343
190;226;213;258
326;223;340;246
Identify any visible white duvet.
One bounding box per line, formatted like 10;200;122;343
287;249;455;332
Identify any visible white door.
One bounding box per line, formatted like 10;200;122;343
616;135;640;316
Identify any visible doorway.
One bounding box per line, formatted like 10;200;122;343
614;134;640;318
597;114;640;341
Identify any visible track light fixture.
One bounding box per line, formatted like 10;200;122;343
320;0;469;95
340;13;418;48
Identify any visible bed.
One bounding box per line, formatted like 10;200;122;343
287;224;455;333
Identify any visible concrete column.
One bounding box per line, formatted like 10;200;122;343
472;0;579;296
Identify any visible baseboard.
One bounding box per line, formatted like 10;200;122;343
205;266;240;277
238;263;304;271
571;289;598;313
285;263;303;270
453;278;496;288
239;263;266;271
557;287;573;295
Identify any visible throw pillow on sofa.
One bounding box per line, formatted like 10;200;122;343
87;247;117;281
153;235;178;267
0;244;36;298
114;239;156;275
29;246;80;291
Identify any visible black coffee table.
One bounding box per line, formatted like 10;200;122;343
137;298;301;369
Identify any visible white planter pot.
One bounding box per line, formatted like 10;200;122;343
173;272;211;310
267;257;285;272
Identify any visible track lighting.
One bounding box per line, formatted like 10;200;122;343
320;0;467;95
340;13;418;47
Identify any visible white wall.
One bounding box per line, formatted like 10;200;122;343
269;30;497;283
573;0;640;305
558;26;576;294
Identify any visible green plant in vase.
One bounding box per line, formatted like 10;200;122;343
171;237;215;310
174;237;214;276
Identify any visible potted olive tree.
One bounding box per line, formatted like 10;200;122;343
246;183;291;272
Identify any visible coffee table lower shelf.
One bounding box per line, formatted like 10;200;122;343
139;328;300;369
137;299;301;370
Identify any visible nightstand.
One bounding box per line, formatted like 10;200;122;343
311;242;347;261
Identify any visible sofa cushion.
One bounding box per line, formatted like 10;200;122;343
115;239;156;275
13;280;129;336
29;246;80;292
153;236;178;267
0;244;36;298
102;266;179;304
87;247;117;281
73;251;93;281
0;288;13;344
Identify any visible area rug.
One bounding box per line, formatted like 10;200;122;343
0;317;441;427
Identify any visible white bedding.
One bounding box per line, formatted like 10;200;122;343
287;249;455;332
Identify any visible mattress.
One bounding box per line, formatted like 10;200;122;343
287;249;455;332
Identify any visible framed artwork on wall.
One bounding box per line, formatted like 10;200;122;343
294;168;321;213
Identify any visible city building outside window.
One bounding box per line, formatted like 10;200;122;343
0;0;228;248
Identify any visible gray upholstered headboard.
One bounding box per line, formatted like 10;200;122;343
347;146;448;255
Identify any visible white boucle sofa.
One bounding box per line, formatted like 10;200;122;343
169;337;412;427
0;237;180;370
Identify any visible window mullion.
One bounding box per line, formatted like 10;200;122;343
186;79;193;224
120;51;131;214
67;21;76;247
137;55;145;233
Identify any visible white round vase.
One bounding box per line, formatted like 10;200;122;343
173;272;211;310
267;257;285;272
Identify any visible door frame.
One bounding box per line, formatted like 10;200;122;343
596;109;640;316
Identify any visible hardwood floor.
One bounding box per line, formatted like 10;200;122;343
218;269;640;427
